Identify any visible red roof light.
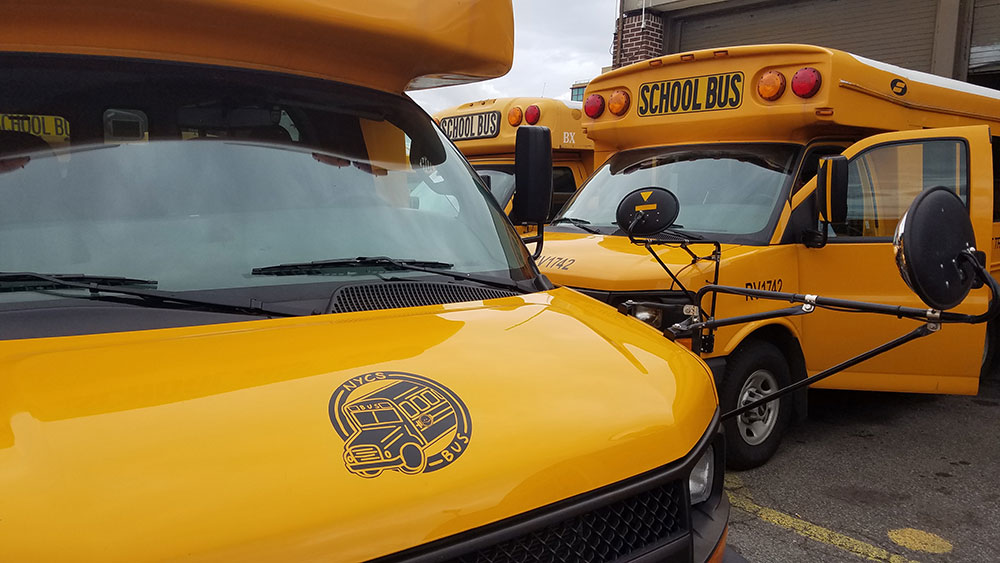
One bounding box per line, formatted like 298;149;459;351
791;67;822;98
525;104;541;125
584;94;605;119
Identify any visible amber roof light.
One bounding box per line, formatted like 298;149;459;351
507;106;523;126
608;90;630;116
757;70;786;101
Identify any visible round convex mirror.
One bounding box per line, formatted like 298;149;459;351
615;187;680;238
894;186;977;311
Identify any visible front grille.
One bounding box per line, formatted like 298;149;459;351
329;282;518;313
454;480;686;563
350;446;381;462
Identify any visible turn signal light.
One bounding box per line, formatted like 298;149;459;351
608;90;631;116
525;104;541;125
757;70;786;101
584;94;605;118
507;106;523;126
791;67;822;98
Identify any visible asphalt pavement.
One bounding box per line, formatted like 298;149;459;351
723;371;1000;562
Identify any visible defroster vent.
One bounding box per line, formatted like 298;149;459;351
327;282;519;314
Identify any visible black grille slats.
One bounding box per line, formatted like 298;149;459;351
455;481;686;563
329;282;518;314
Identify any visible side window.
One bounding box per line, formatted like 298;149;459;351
831;140;968;239
550;166;577;219
793;144;847;194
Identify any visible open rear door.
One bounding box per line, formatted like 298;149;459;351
796;125;994;395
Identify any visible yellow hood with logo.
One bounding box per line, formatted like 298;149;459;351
0;288;715;562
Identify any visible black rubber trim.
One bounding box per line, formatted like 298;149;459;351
374;410;722;563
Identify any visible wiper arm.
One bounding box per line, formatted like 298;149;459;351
550;217;601;234
0;271;292;317
657;227;704;241
0;272;158;292
251;257;455;276
251;256;529;293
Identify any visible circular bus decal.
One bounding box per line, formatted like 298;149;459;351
329;371;472;478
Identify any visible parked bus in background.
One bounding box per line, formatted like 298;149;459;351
536;44;1000;469
0;1;729;561
435;97;595;219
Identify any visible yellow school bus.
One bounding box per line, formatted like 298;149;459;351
538;43;1000;469
0;1;728;561
434;97;596;218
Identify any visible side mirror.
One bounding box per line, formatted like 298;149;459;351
510;126;552;226
817;155;848;224
894;186;978;310
615;187;680;238
805;155;848;247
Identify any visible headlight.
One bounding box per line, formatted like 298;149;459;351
632;304;663;328
688;445;715;505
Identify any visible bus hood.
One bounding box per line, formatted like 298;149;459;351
0;288;716;562
538;231;745;292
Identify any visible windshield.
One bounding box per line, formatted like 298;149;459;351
0;54;536;336
555;144;800;243
473;165;516;209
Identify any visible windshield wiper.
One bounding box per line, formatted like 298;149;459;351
251;256;528;293
657;227;704;241
550;217;601;234
0;271;292;317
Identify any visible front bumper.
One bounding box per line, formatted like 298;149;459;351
376;412;728;563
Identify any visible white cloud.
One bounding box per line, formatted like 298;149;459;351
409;0;618;114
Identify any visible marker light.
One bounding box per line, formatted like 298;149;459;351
584;94;605;119
608;90;631;116
525;104;541;125
507;106;523;126
791;67;822;98
757;70;786;101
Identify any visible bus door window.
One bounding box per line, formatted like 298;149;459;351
832;140;969;239
794;144;848;196
550;166;577;219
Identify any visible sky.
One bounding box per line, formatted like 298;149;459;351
408;0;619;114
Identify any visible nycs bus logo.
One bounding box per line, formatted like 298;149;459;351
329;371;472;478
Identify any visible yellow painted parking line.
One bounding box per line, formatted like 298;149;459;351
888;528;952;554
725;475;921;563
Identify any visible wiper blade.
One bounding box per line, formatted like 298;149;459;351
251;256;529;293
0;272;158;292
0;271;292;317
657;227;704;241
251;257;455;276
550;217;601;234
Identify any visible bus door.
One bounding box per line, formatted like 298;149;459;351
796;125;994;394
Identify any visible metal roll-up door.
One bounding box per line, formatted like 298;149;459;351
676;0;938;72
970;0;1000;74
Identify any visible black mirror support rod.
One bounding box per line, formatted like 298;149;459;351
722;323;934;422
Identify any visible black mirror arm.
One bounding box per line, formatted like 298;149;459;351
722;322;934;422
521;223;545;260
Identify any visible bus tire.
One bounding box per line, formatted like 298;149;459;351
398;442;426;475
720;340;791;470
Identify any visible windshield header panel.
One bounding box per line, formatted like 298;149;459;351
553;143;800;245
0;54;536;338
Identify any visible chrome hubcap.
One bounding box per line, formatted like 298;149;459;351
737;369;779;446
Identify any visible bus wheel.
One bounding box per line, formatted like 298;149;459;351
397;443;426;475
721;340;791;470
